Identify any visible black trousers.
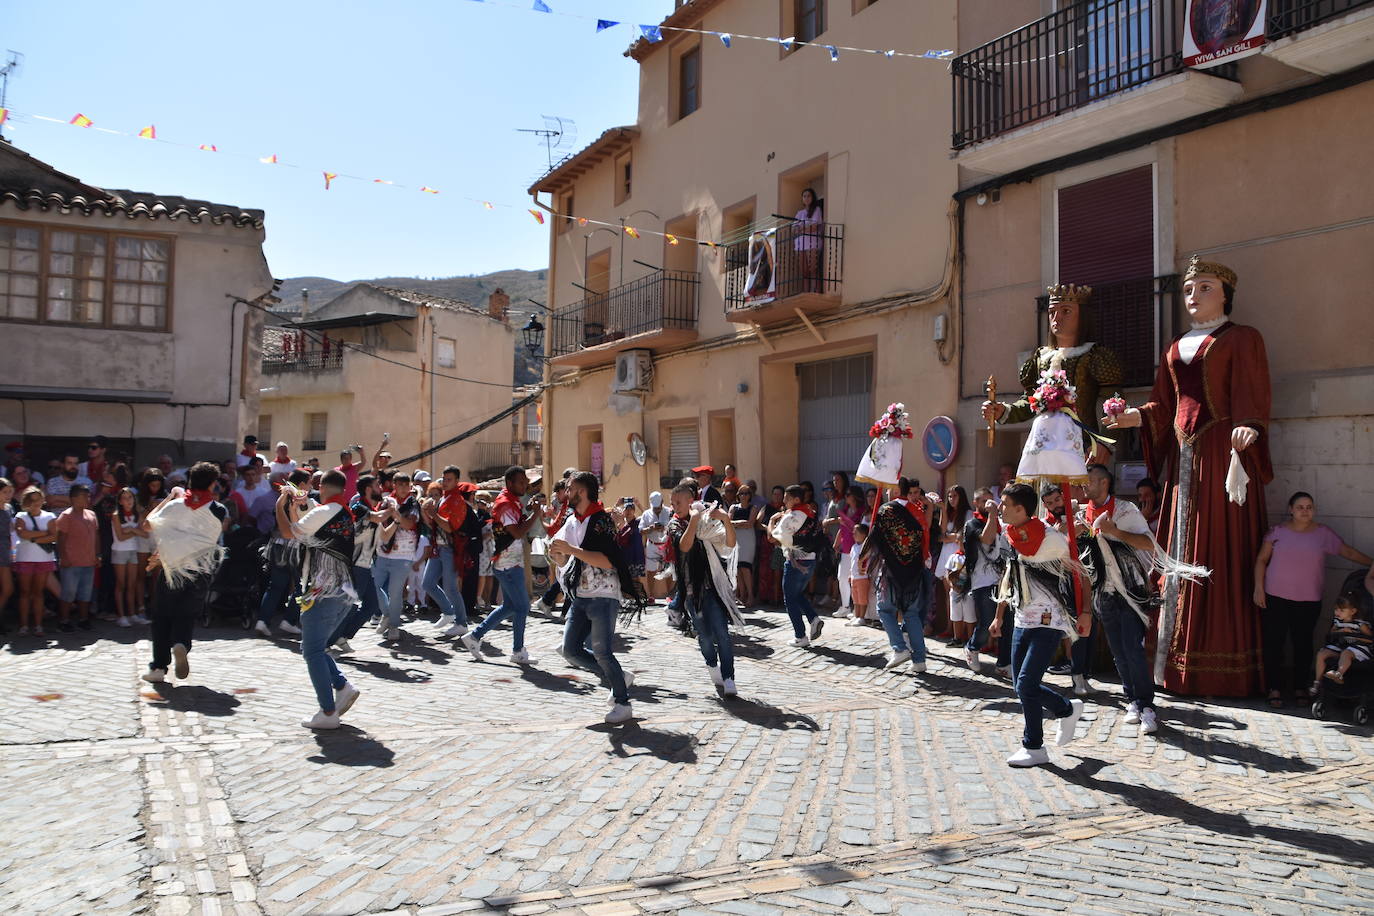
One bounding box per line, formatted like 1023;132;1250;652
1261;594;1323;692
149;572;211;671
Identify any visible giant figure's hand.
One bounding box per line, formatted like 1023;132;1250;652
1231;426;1259;452
1102;407;1143;430
981;401;1006;424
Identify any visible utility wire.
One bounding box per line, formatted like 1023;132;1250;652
386;389;544;469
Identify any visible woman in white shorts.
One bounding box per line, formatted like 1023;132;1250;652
109;487;149;627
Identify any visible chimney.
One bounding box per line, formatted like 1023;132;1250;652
488;287;510;322
300;288;310;320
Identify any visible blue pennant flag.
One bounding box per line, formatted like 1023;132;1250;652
596;19;619;32
826;45;838;61
717;32;732;48
640;24;663;43
923;49;953;58
884;49;896;58
777;36;795;51
532;0;551;12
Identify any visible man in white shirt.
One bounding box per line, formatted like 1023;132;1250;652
268;442;297;478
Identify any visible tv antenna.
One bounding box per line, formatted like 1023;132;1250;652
517;115;577;170
0;51;23;138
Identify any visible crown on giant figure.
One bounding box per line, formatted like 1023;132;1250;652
1184;255;1238;288
1046;283;1092;305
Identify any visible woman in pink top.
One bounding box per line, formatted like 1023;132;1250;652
793;188;824;294
1253;492;1372;706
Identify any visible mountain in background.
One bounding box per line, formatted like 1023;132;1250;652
274;269;547;386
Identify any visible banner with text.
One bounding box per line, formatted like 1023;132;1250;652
744;230;777;306
1184;0;1268;69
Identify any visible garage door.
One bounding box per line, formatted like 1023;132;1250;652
797;353;872;489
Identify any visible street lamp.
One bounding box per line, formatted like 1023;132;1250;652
521;314;545;358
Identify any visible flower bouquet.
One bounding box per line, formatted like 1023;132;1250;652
868;402;915;440
857;403;912;486
1104;392;1128;419
1017;369;1087;485
1026;368;1077;415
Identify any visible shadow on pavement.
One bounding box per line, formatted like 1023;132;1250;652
591;722;699;763
145;683;242;717
337;657;433;684
807;644;884;668
718;696;820;731
309;729;396;767
517;666;596;696
728;631;776;660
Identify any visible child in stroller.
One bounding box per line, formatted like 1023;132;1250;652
1311;570;1374;726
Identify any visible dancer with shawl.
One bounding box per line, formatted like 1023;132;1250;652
550;472;649;724
141;461;229;685
862;477;936;673
666;480;742;697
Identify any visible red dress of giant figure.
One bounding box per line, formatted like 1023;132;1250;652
1106;257;1270;697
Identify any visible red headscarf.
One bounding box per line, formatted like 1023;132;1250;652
184;489;215;511
1005;516;1049;558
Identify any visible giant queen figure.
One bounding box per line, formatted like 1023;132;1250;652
1105;256;1270;697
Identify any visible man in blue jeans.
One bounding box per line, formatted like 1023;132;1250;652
425;465;471;638
372;472;422;644
767;484;825;647
991;483;1088;767
256;468;309;638
275;469;362;730
328;474;388;648
462;466;538;664
666;480;740;696
962;487;1008;673
862;477;935;673
549;471;646;724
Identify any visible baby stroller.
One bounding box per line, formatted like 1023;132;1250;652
205;526;267;628
1311;569;1374;726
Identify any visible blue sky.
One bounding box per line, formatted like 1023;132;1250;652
1;0;674;280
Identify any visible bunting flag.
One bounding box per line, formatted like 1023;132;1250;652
718;33;732;48
420;186;439;194
776;36;796;51
483;201;495;209
640;25;663;43
826;45;839;62
0;108;8;128
576;217;588;226
323;171;338;190
532;0;551;11
373;178;394;184
260;154;279;164
198;144;217;152
596;19;618;31
137;125;156;139
666;234;679;246
70;113;93;127
529;208;545;224
624;226;640;239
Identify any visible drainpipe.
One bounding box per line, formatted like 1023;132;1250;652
532;190;558;487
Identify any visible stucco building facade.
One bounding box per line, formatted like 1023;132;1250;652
0;140;273;468
259;283;517;478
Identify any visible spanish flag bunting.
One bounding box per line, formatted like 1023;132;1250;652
483;201;494;210
198;144;217;152
666;234;680;246
374;179;393;185
529;208;545;224
577;217;588;226
420;186;439;194
260;154;279;164
70;113;93;127
323;171;337;190
137;125;156;140
0;108;7;128
624;226;640;239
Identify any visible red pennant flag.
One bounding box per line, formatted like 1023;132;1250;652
323;171;338;190
137;125;156;140
260;154;279;164
0;108;8;128
529;209;545;224
420;186;439;194
198;144;217;152
624;226;640;239
373;179;393;185
70;113;93;128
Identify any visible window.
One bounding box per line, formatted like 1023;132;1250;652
678;46;701;119
0;220;172;329
1085;0;1152;97
615;152;633;206
258;415;273;448
304;413;328;452
795;0;825;44
577;425;604;482
557;192;575;234
437;336;457;369
708;410;735;472
662;421;700;485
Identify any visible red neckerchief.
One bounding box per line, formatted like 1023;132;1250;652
1005;517;1048;557
438;489;469;528
184;489;215;510
575;500;604;522
973;510;987;524
491;488;522;526
275;453;291;464
795;502;817;519
359;492;379;511
1084;496;1114;525
323;492;348;507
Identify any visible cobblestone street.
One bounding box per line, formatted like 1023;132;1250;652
3;605;1372;916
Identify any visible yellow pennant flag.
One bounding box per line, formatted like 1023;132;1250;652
529;209;545;224
198;144;217;152
577;217;588;227
260;154;279;164
0;108;7;127
666;234;680;246
70;113;93;128
624;226;640;239
420;186;439;194
483;202;494;210
137;125;156;140
323;171;338;190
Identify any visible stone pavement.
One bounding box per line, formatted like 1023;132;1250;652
2;603;1372;916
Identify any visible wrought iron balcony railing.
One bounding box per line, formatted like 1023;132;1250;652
262;349;345;374
547;269;700;359
952;0;1238;150
1269;0;1374;36
723;221;844;313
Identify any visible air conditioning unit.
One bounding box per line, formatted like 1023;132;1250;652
612;349;653;394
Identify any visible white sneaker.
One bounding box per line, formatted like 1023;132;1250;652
808;617;825;641
461;634;485;662
789;636;811;648
1139;708;1159;735
1057;699;1085;746
909;660;928;674
141;668;167;683
605;703;633;724
707;665;724;688
172;643;190;679
254;620;272;637
965;647;981;672
1072;674;1090;697
334;682;361;717
884;650;912;670
607;670;636;705
278;621;302;636
845;617;864;627
301;711;342;729
332;639;353;655
1007;747;1050;767
832;609;850;618
722;679;737;696
444;622;470;638
436;615;455;630
1123;702;1142;725
116;617;132;628
133;614;150;625
510;648;534;665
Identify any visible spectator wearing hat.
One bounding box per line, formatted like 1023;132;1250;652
692;466;723;506
236;435;260;469
269;442;297;478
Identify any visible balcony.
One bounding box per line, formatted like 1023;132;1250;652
724;222;845;326
952;0;1243;178
547;269;700;369
262;349;345;374
1267;0;1374;75
473;441;520;473
1035;273;1180;388
524;424;543;443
